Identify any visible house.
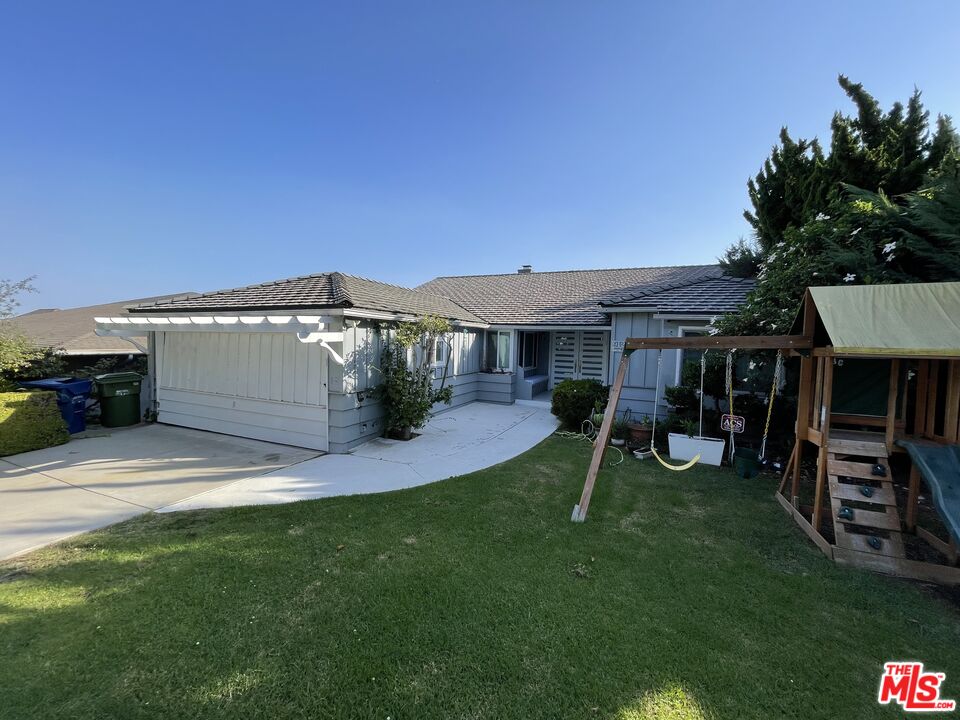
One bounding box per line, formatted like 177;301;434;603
94;266;753;453
13;296;186;360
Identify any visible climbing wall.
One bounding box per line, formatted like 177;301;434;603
827;435;905;560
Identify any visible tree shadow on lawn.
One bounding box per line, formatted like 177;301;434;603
1;437;958;720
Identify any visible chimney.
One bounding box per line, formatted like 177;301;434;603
517;265;533;274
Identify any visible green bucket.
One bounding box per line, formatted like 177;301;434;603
733;448;761;479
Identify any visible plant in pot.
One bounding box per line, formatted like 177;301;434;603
627;413;653;447
610;416;630;447
373;316;454;440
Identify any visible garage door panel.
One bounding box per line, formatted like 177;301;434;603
158;408;327;451
157;332;329;451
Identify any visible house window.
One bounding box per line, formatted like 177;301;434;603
519;332;540;369
485;330;511;371
676;328;708;383
432;336;449;379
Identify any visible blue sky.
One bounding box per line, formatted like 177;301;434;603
3;1;959;312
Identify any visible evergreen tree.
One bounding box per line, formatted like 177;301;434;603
720;76;960;335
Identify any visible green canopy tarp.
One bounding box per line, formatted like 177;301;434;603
800;283;960;357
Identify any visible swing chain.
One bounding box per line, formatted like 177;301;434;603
759;351;784;461
726;349;736;463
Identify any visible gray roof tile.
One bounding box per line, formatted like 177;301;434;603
129;273;485;324
603;276;756;315
11;295;184;355
417;265;729;325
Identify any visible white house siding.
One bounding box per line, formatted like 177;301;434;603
155;330;330;451
327;322;485;453
608;313;710;419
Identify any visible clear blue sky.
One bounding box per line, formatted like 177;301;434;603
3;1;959;312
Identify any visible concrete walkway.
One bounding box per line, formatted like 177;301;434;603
0;425;317;559
160;403;558;512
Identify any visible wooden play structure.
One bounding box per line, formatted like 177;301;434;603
778;283;960;584
574;282;960;585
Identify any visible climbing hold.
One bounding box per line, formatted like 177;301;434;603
867;536;882;550
838;506;854;521
872;464;887;477
860;485;875;498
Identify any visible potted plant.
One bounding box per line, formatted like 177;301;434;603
610;416;630;446
667;418;726;466
591;399;606;430
627;413;653;446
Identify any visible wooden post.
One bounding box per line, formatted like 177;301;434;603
885;359;900;453
812;357;824;432
791;353;814;505
915;360;928;437
811;359;834;533
906;464;921;533
925;361;939;440
572;349;633;522
945;360;960;443
778;441;797;495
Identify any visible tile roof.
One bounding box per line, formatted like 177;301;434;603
603;276;756;315
10;295;184;355
417;265;730;325
129;273;485;324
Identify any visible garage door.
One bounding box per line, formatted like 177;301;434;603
155;331;329;451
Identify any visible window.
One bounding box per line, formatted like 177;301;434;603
432;336;449;379
519;332;540;369
676;328;707;383
485;330;511;371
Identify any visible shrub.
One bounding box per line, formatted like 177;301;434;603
551;379;608;430
373;316;454;438
0;390;69;456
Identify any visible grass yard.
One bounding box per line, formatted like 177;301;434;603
2;436;959;719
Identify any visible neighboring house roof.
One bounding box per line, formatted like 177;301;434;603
10;295;186;355
417;265;732;325
602;276;756;315
129;272;486;324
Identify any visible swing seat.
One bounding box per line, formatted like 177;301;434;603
651;447;701;472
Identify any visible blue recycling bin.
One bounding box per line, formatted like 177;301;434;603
18;377;94;434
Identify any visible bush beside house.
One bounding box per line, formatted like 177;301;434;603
0;390;69;456
551;378;608;430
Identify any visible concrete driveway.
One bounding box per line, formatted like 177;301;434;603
1;403;558;560
161;403;558;512
0;425;318;559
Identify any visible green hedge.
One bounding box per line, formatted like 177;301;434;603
0;391;70;457
551;378;608;430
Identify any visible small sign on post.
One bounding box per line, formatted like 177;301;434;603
721;414;746;433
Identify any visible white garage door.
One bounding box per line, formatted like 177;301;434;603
156;331;329;451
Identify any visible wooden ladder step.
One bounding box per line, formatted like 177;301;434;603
830;499;902;531
828;458;890;480
834;524;906;558
829;478;897;506
829;438;889;458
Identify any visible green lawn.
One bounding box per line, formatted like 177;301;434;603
2;436;958;719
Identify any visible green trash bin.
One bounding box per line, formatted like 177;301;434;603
94;372;142;428
733;447;761;479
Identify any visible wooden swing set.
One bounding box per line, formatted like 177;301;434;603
571;333;811;522
572;282;960;585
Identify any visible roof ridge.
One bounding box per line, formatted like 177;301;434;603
424;263;720;281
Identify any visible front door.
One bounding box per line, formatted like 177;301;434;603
550;331;609;387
